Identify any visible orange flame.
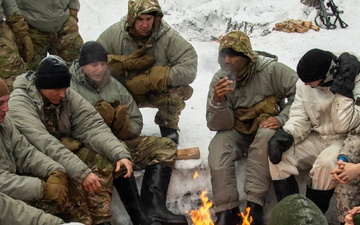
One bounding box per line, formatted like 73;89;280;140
240;207;253;225
190;171;252;225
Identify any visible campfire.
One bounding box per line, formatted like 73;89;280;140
190;172;252;225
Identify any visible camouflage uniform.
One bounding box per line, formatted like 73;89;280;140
0;0;27;90
16;0;83;70
70;59;177;169
97;0;197;131
9;71;131;225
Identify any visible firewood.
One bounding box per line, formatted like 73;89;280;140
176;147;200;160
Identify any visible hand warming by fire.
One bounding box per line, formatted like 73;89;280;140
189;171;253;225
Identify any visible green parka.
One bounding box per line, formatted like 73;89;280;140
8;72;131;184
97;0;197;87
15;0;79;33
69;59;143;139
0;117;65;201
0;192;64;225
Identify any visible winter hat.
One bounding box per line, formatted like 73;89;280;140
79;41;108;66
0;78;10;97
35;55;71;89
297;48;336;83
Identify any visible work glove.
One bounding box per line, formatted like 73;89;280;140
112;104;133;139
268;129;294;164
43;170;68;210
95;100;115;127
7;13;34;63
330;52;360;99
60;137;82;152
69;8;79;22
126;65;169;95
107;47;155;77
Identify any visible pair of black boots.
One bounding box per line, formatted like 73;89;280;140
273;175;334;213
114;164;188;225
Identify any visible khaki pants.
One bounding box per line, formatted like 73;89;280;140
208;127;275;213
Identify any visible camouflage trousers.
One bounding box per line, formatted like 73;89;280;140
124;135;177;171
0;22;27;91
27;16;83;71
132;85;193;130
67;147;115;225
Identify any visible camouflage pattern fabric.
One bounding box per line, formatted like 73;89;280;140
268;194;327;225
124;135;177;170
0;22;26;90
335;135;360;222
127;0;163;28
75;147;114;225
133;85;193;130
43;103;113;224
27;16;83;70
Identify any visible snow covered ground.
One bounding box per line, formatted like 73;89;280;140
78;0;359;224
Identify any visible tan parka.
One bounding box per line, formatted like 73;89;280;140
206;55;298;131
8;71;131;184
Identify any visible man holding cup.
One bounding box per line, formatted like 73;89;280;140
206;30;298;225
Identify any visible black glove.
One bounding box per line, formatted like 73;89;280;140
268;129;294;164
330;52;360;99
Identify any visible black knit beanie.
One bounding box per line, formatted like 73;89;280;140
79;41;108;66
297;48;336;83
35;55;71;89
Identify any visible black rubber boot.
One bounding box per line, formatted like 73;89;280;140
113;175;161;225
306;179;334;214
160;126;179;144
246;202;263;225
273;175;299;202
215;207;240;225
141;164;188;224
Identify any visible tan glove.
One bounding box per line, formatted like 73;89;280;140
112;105;133;139
43;170;68;210
126;65;169;95
7;14;34;63
95;100;115;127
69;8;79;22
60;137;82;152
107;47;155;77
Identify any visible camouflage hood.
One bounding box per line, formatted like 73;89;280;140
126;0;163;30
218;30;258;85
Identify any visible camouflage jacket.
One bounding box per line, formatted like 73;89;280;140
15;0;79;33
0;117;65;201
8;71;131;184
97;0;197;88
70;59;143;139
206;55;298;131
